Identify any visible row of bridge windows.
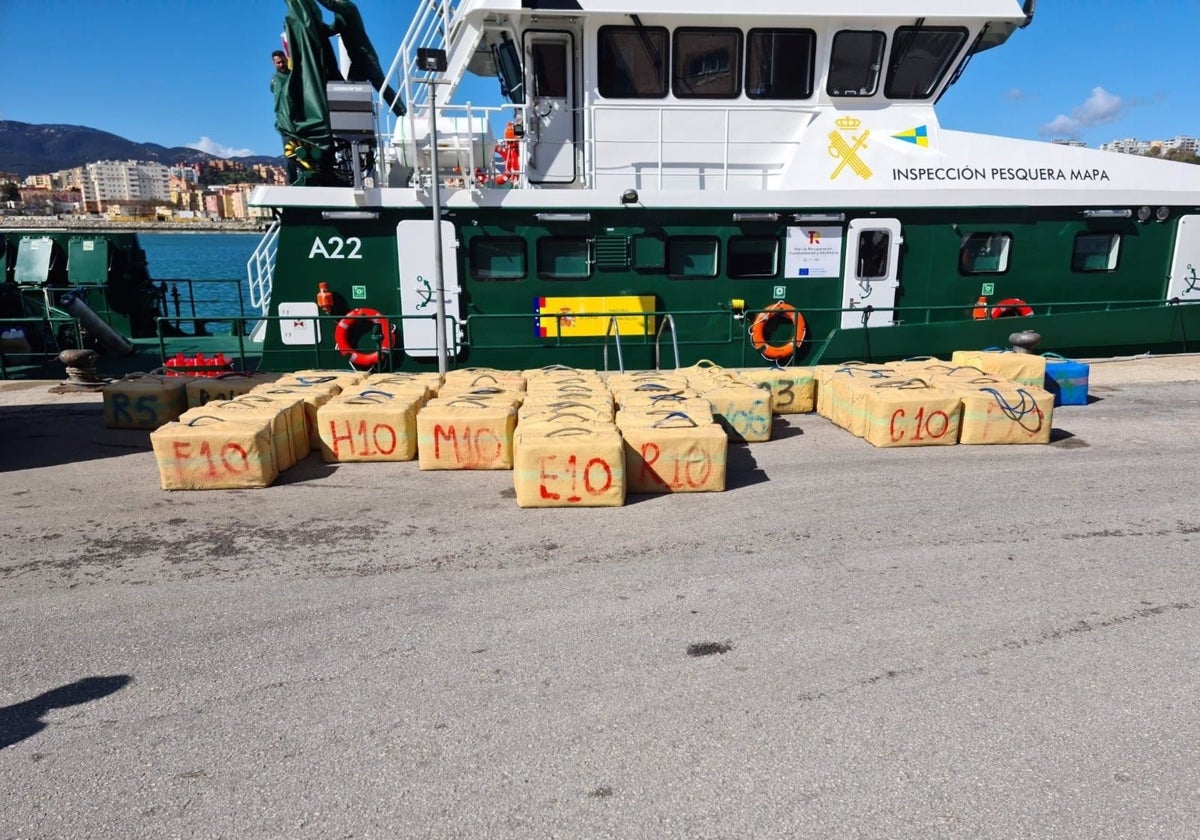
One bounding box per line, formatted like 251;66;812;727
468;232;1123;281
595;25;969;101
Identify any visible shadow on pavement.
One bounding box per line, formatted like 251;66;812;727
0;675;133;750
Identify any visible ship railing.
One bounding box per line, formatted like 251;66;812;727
0;314;82;379
156;277;251;338
383;99;804;191
584;102;807;190
247;219;280;315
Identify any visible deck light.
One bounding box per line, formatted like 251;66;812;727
620;189;639;205
417;48;447;73
1136;206;1152;223
791;212;846;223
1081;209;1131;218
732;212;779;222
321;211;379;220
1156;206;1170;222
534;212;591;222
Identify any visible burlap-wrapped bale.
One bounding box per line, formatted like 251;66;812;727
185;371;282;408
183;399;296;471
738;367;816;415
859;379;963;448
442;368;527;392
150;414;277;490
699;384;773;443
618;411;727;493
950;350;1047;389
103;373;187;430
249;383;338;450
233;393;311;462
417;398;518;470
317;390;420;462
950;383;1055;445
814;364;897;419
513;426;625;508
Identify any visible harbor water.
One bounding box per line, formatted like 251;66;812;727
139;232;261;323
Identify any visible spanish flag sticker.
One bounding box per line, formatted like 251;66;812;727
892;125;929;147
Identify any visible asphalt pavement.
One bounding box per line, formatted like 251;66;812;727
1;354;1198;839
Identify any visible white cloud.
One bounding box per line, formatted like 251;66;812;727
1004;87;1035;103
187;137;256;158
1039;87;1125;138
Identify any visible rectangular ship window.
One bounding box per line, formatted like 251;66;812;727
746;29;815;99
885;27;967;99
828;30;886;97
470;237;526;281
598;26;669;98
537;237;591;279
673;28;742;99
728;236;780;278
667;237;719;278
857;229;890;279
958;233;1012;275
1072;233;1121;272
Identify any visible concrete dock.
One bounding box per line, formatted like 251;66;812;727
2;354;1198;839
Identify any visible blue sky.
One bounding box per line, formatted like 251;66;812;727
0;0;1195;160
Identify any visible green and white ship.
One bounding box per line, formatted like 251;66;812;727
5;0;1200;378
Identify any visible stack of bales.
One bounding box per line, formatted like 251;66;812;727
418;367;525;470
513;366;624;507
315;372;443;463
609;371;725;494
147;372;341;490
676;361;773;443
810;353;1055;447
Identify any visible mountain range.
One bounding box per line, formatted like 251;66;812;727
0;121;280;179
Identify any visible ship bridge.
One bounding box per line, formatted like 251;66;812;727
362;0;1034;192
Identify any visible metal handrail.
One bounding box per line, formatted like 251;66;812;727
247;218;280;315
655;313;681;370
602;316;625;373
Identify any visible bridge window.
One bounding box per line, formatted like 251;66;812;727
537;237;592;279
958;233;1011;275
532;42;568;98
667;236;719;278
728;236;780;278
856;229;890;279
1072;233;1121;272
673;28;742;99
828;30;886;97
470;237;526;281
885;27;968;99
598;26;669;98
746;29;815;100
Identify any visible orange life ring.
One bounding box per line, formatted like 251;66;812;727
334;308;392;367
990;298;1034;319
750;301;807;360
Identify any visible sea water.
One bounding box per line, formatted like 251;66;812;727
139;232;261;320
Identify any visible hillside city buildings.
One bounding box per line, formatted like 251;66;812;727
4;158;287;222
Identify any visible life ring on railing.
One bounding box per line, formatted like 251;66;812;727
750;301;807;361
334;308;392;367
990;298;1034;319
